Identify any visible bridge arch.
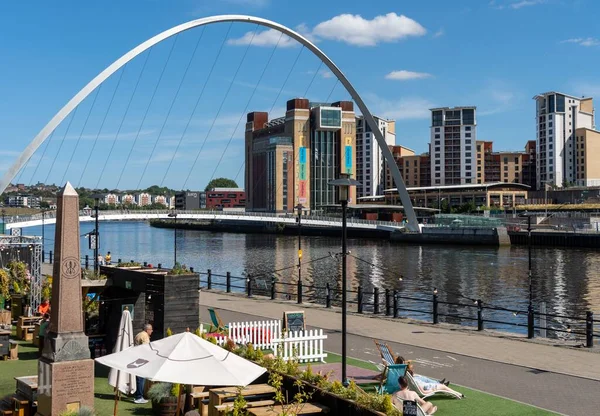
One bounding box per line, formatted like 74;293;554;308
0;15;419;232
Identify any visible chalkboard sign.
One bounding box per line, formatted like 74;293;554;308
402;400;418;416
283;311;306;333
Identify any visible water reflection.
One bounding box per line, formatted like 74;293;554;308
24;221;600;332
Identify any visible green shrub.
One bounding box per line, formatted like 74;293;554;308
147;382;174;403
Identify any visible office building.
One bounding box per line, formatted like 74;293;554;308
206;188;246;209
430;106;477;186
575;128;600;187
533;92;594;188
522;140;537;191
245;98;356;213
355;115;396;198
175;191;201;210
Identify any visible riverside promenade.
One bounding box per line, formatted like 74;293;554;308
200;290;600;416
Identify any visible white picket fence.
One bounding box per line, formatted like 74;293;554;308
272;329;327;363
228;320;281;350
200;320;327;363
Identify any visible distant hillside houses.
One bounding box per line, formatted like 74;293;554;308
100;193;174;208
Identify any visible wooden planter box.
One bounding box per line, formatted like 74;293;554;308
278;373;385;416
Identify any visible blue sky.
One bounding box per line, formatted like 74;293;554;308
0;0;598;191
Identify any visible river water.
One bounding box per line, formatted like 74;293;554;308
20;221;600;336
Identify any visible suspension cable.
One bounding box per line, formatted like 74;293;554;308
114;38;175;190
159;25;231;187
232;45;306;184
23;130;54;184
135;30;203;190
43;106;79;185
181;24;260;190
77;66;128;188
59;86;102;186
95;48;152;189
207;31;284;186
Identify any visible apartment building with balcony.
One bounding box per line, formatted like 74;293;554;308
430;107;477;185
534;92;595;189
355;115;396;198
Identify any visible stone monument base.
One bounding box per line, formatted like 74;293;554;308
42;331;91;362
37;358;95;416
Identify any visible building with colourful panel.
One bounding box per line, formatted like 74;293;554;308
245;98;356;213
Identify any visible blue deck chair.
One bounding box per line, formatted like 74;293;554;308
374;340;397;366
378;363;407;395
207;308;228;331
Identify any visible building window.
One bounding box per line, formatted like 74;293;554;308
466;139;471;144
435;147;440;152
435;140;440;145
435;173;441;177
466;146;471;151
466;178;472;183
435;127;440;132
435;134;440;139
465;152;471;157
465;133;472;138
466;159;471;163
477;166;481;171
465;126;471;131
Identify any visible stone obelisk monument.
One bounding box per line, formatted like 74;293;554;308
38;182;94;415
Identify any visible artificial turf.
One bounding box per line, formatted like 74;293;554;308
1;337;557;416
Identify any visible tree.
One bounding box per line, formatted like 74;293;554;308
204;178;238;192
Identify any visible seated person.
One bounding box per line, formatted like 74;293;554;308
37;298;50;315
394;376;437;415
397;357;464;398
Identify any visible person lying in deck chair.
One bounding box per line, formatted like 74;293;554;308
397;357;464;398
393;376;437;415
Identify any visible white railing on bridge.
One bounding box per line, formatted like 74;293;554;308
5;209;404;230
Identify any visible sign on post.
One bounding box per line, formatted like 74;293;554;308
283;311;306;333
402;400;418;416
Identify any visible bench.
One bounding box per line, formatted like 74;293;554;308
214;399;276;414
248;403;329;415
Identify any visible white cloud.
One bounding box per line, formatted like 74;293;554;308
227;29;296;48
385;70;432;81
319;69;333;79
312;13;426;46
490;0;545;9
561;37;600;47
371;96;435;120
510;0;544;9
433;28;445;38
219;0;269;7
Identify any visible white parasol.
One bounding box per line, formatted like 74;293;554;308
108;308;136;395
96;332;266;386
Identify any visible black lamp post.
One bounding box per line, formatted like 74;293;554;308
91;194;102;274
329;173;360;387
295;204;303;283
168;209;178;267
41;209;46;263
519;211;535;339
1;209;5;235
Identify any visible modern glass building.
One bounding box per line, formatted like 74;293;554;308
245;98;356;212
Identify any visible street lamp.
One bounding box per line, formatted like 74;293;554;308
329;173;360;387
92;194;102;274
168;209;178;267
295;204;303;284
518;211;535;339
1;209;5;235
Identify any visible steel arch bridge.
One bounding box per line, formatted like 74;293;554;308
0;15;420;232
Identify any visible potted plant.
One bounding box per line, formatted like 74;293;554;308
147;382;180;416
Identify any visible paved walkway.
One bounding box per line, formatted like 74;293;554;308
200;291;600;416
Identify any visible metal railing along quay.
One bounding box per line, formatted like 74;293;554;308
198;269;599;348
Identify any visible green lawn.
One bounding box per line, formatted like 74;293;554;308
1;335;557;416
324;351;558;416
0;339;152;414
